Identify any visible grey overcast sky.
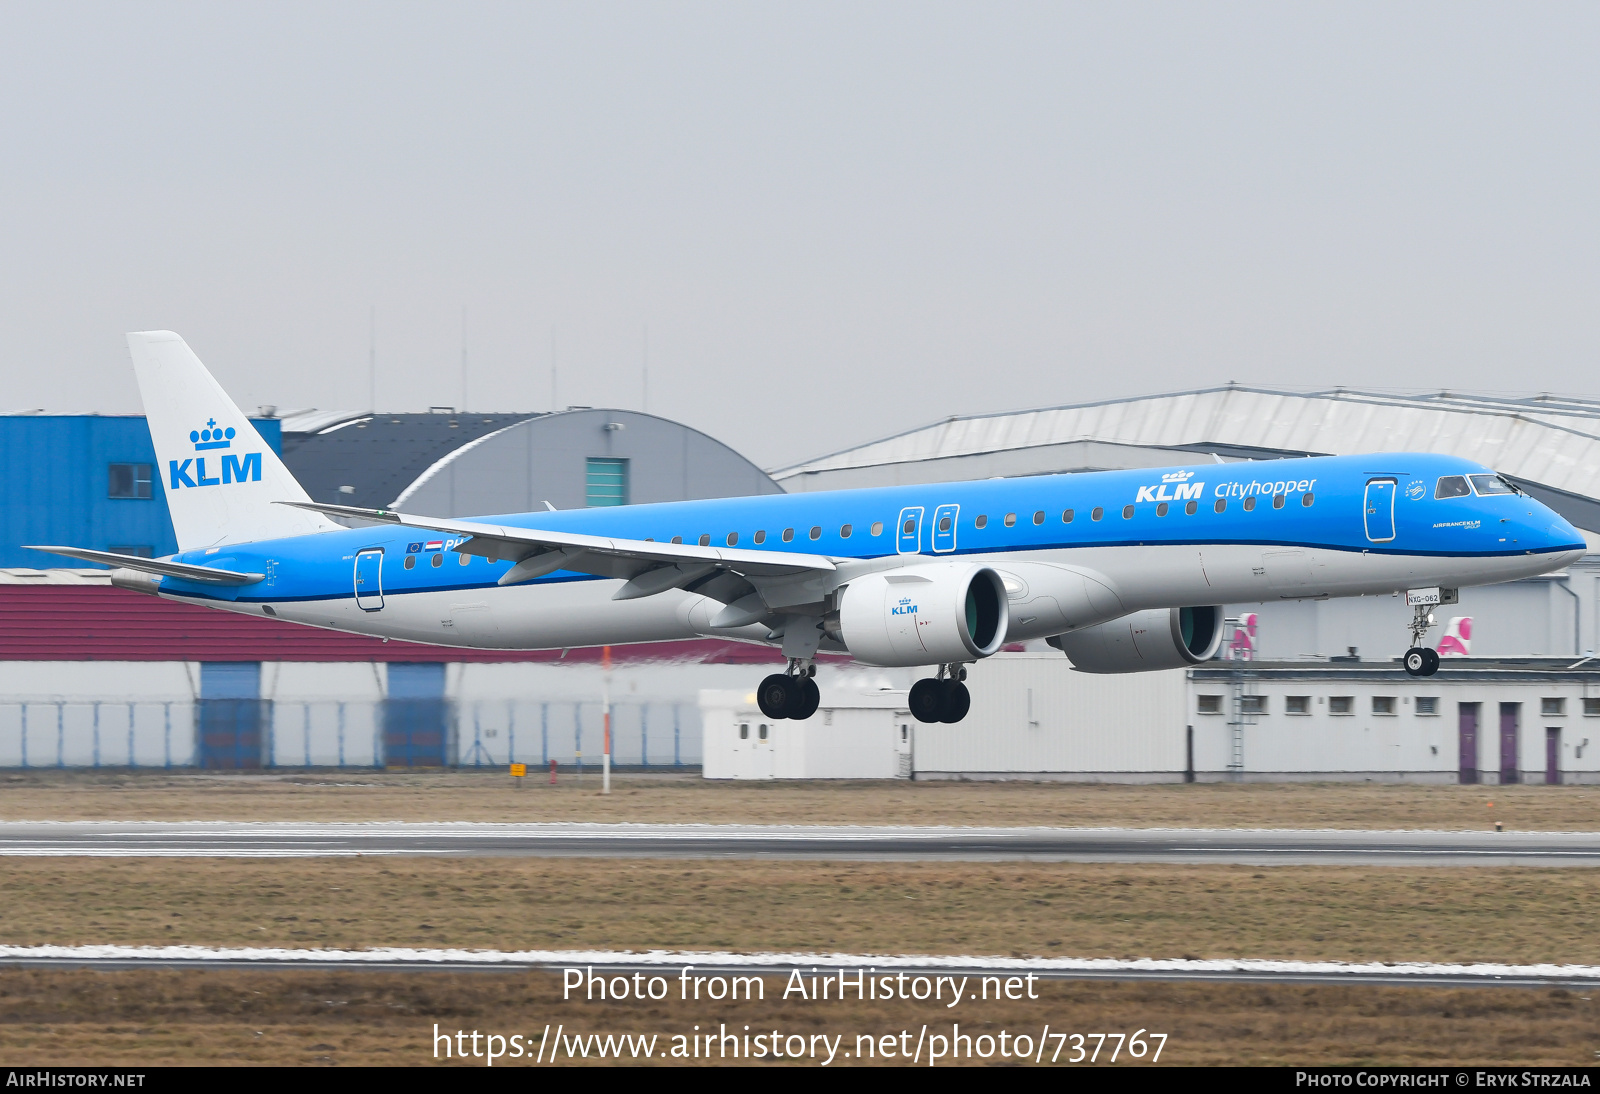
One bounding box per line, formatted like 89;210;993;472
2;2;1598;468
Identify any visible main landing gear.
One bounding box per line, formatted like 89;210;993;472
909;665;971;724
1403;601;1441;677
757;660;821;721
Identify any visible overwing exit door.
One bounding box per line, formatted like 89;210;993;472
932;504;959;553
1364;479;1396;542
897;506;924;554
354;549;384;611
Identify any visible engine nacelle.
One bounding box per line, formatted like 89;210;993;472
835;563;1009;667
1047;606;1223;673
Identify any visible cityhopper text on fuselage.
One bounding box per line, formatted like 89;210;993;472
26;332;1588;726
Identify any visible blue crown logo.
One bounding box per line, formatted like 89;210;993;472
190;418;235;451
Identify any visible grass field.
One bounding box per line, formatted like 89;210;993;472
2;769;1598;830
3;857;1599;965
1;968;1595;1066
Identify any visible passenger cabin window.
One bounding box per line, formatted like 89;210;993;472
754;530;766;544
1273;493;1286;509
1469;474;1516;495
1091;507;1104;521
1156;502;1168;516
459;553;469;565
840;524;852;538
1003;513;1016;527
1242;496;1257;512
431;553;442;567
1185;500;1198;515
809;526;821;540
699;534;711;546
404;555;416;570
1121;505;1134;519
782;528;794;542
727;532;738;546
975;515;988;529
1301;494;1314;507
871;522;884;536
1215;499;1227;513
1435;476;1471;499
1032;511;1045;525
671;536;683;544
1062;509;1074;523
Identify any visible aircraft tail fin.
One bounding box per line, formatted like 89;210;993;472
127;331;341;550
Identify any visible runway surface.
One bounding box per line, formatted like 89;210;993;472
3;945;1597;989
1;820;1598;865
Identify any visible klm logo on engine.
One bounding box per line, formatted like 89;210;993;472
168;418;262;489
1135;470;1204;503
890;596;919;616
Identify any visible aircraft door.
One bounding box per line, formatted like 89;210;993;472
1364;479;1397;543
354;548;385;611
931;504;959;553
897;506;925;555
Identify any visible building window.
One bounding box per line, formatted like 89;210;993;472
108;463;153;499
1541;697;1566;716
758;724;769;741
1285;695;1310;715
1329;696;1354;715
739;723;748;740
1416;696;1439;715
107;545;154;558
1197;695;1222;715
1239;695;1267;715
1585;698;1600;717
584;457;629;507
1372;696;1396;715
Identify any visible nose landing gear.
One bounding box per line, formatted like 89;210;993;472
1403;600;1441;677
909;664;971;724
756;659;821;720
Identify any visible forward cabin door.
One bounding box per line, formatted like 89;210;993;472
1364;479;1397;542
354;549;385;611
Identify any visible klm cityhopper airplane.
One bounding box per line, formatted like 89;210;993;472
28;332;1590;724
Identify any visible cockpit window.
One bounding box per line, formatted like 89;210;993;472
1469;474;1517;496
1435;476;1470;499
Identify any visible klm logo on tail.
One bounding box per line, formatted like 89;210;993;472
169;417;261;489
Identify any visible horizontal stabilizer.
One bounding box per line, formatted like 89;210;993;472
24;546;264;586
275;501;837;579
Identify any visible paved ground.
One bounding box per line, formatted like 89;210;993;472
2;821;1597;865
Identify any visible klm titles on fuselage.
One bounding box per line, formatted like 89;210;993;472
168;417;262;489
1133;470;1319;503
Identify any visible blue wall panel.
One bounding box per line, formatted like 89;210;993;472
0;416;281;568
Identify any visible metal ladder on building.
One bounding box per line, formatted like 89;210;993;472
1227;672;1259;780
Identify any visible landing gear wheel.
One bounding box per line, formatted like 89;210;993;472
757;674;794;719
1421;648;1440;676
788;677;820;720
909;678;945;723
1403;648;1429;677
939;681;971;724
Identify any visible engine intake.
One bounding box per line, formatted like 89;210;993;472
835;563;1009;667
1048;605;1223;673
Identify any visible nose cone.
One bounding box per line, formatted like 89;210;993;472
1537;506;1588;567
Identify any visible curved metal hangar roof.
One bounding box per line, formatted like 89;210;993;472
772;386;1600;533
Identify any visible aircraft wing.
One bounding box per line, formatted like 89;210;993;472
25;546;265;586
276;502;837;588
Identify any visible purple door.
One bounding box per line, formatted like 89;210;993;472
1546;728;1561;786
1458;703;1479;784
1499;703;1520;785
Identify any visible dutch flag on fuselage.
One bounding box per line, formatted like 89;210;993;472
424;540;444;552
